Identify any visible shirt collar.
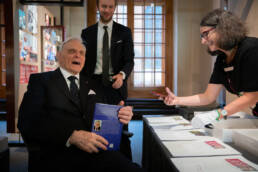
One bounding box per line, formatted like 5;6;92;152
99;20;113;30
60;67;80;80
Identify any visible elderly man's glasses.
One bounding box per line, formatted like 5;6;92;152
200;27;215;39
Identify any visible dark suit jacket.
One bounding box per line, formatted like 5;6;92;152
81;21;134;99
18;68;97;170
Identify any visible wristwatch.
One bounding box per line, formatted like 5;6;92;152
220;108;228;120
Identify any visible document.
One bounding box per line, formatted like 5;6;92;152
146;115;190;125
154;129;212;141
163;138;240;157
91;103;123;150
151;123;194;130
171;155;258;172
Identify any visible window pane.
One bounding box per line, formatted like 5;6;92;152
155;30;163;43
134;6;143;14
117;5;124;13
145;45;154;57
112;4;127;26
134;18;143;28
145;59;154;72
155;59;162;72
145;30;153;43
155;6;162;14
145;5;154;14
134;44;144;57
155;72;162;86
155;45;162;57
134;30;143;43
145;72;154;87
155;15;162;28
134;58;143;72
145;15;153;29
134;72;144;87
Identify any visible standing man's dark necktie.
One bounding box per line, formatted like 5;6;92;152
102;26;110;86
68;76;80;105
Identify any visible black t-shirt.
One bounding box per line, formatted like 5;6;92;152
209;37;258;116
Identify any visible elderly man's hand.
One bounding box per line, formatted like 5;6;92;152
69;130;108;153
117;100;133;124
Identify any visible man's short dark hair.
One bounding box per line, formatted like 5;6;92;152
200;9;247;50
96;0;118;7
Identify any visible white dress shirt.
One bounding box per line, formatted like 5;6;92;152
60;67;80;89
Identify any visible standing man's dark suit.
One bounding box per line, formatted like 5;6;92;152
81;21;134;104
17;38;143;172
81;21;134;159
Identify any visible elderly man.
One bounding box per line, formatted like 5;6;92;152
18;38;144;172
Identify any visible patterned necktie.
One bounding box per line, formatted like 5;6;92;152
68;76;80;104
102;26;110;86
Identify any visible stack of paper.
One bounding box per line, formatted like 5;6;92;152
233;129;258;157
171;155;258;172
154;129;212;141
163;138;240;157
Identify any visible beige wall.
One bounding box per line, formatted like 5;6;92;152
173;0;219;97
46;5;86;38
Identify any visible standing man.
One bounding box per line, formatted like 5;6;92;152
81;0;134;160
81;0;134;105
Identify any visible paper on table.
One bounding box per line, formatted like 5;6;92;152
146;115;190;125
154;129;212;141
191;110;220;129
163;138;241;157
151;123;194;130
171;155;258;172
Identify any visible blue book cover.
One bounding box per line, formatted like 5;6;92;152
91;103;123;151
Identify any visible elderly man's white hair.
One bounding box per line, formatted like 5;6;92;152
58;37;85;51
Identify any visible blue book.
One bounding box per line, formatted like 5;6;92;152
91;103;123;150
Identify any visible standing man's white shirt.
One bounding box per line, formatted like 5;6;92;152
95;20;126;79
95;20;113;75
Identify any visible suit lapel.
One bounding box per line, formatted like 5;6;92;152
79;75;90;113
54;68;82;110
111;22;119;58
92;24;98;69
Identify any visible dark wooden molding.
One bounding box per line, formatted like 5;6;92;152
87;0;96;26
4;0;15;133
19;0;84;6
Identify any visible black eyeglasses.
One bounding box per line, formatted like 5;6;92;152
200;27;215;39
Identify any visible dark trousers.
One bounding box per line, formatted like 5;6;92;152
92;74;123;105
41;148;144;172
